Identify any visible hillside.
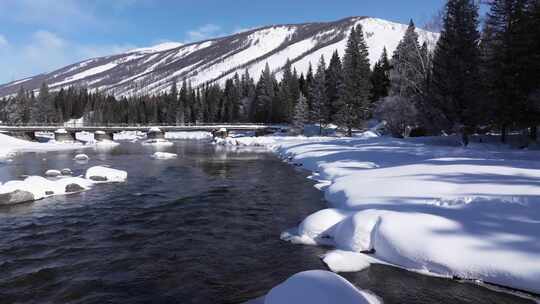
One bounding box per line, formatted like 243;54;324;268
0;17;438;98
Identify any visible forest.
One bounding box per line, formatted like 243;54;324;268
0;0;539;143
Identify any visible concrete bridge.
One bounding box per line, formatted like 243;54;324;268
0;124;284;142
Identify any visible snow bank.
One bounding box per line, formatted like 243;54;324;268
151;152;178;159
85;166;127;183
264;270;380;304
0;133;87;160
228;134;540;295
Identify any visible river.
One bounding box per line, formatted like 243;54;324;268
0;141;533;303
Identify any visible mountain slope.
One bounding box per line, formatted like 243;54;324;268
0;17;438;98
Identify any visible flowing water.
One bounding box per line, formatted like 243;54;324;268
0;141;534;304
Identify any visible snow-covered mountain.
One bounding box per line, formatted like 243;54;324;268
0;17;438;98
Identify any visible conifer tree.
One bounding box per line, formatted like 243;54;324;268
309;55;328;135
335;25;372;136
431;0;481;144
482;0;529;142
325;50;343;123
370;47;391;103
293;93;309;133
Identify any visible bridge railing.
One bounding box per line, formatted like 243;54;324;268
0;122;286;128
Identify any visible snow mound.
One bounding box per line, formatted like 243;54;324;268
322;250;372;273
149;127;162;133
264;270;381;304
85;166;127;183
45;169;62;177
74;154;89;161
298;209;350;242
151;152;178;159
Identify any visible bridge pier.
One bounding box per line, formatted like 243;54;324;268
212;128;228;139
94;131;114;142
54;129;76;142
147;128;165;140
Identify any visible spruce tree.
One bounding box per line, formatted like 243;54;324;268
370;47;391;103
482;0;530;142
293;93;309;133
309;55;328;135
335;25;372;136
431;0;481;144
325;50;343;123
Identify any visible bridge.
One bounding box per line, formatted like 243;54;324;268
0;124;285;142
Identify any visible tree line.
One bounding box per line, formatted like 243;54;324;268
1;0;538;143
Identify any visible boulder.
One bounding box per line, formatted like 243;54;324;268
88;176;108;182
65;183;85;193
61;168;73;176
0;190;35;205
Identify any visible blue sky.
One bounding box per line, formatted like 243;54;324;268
0;0;446;84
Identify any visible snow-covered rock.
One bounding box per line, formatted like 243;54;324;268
74;153;89;161
61;168;73;176
295;209;350;244
151;152;178;159
264;270;380;304
45;169;62;177
85;166;127;183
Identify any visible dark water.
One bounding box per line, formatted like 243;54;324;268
0;141;534;304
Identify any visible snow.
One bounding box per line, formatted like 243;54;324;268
0;176;94;201
45;169;62;177
74;154;89;161
0;133;88;160
85;166;127;183
165;131;212;140
151;152;178;160
142;139;174;147
130;41;184;53
322;250;373;273
149;127;162;133
51;62;118;87
221;134;540;295
264;270;381;304
55;128;68;134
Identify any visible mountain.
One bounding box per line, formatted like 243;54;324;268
0;17;438;98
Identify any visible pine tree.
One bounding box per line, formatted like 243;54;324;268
167;80;178;124
370;47;391;103
293;93;309;133
309;55;328;135
334;25;372;136
325;50;343;123
431;0;481;144
482;0;529;142
252;63;277;123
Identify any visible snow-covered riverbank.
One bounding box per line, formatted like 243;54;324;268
0;133;89;160
226;134;540;296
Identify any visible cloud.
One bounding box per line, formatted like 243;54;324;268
0;30;135;84
0;35;8;48
186;24;223;42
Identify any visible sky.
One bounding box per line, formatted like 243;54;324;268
0;0;446;84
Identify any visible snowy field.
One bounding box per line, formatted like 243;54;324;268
223;133;540;297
